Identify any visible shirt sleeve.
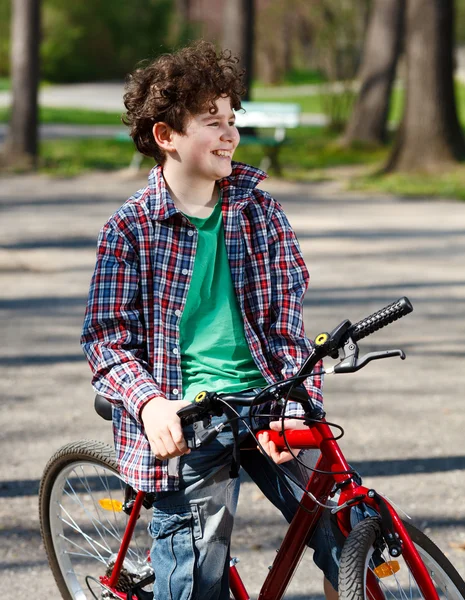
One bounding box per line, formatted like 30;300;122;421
267;203;324;417
81;222;164;423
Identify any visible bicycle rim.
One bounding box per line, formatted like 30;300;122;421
40;442;153;599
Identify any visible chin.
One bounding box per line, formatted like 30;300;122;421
216;163;233;179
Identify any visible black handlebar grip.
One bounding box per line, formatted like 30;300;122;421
348;297;413;342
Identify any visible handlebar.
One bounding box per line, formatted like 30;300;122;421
348;297;413;342
177;297;414;444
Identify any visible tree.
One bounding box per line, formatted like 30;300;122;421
222;0;254;100
344;0;404;146
385;0;465;172
4;0;41;169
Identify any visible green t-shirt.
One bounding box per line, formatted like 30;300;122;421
180;199;267;402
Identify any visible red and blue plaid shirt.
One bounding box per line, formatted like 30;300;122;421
81;162;323;492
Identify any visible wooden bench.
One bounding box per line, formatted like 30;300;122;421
234;101;301;174
116;101;301;174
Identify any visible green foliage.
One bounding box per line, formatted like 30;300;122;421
0;0;10;77
455;0;465;44
283;69;327;85
0;0;175;83
0;106;123;124
306;0;369;131
41;0;174;82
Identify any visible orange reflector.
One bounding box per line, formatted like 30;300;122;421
374;561;400;578
98;498;123;512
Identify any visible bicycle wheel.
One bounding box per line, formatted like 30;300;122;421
39;440;153;600
339;516;465;600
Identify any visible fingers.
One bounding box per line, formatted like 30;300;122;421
257;431;295;465
151;423;190;460
142;398;191;461
269;418;308;431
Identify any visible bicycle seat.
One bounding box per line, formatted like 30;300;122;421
94;394;113;421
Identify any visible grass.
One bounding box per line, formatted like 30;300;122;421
0;80;460;127
2;79;465;200
35;127;465;201
38;138;151;176
34;126;387;178
0;106;123;125
351;169;465;201
236;126;388;172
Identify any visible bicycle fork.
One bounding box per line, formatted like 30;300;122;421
337;486;441;600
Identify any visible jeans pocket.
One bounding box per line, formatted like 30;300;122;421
150;507;198;600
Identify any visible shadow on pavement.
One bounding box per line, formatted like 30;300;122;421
3;454;465;498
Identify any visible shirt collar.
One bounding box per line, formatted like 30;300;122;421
147;162;268;222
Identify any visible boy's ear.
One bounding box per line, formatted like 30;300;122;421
153;122;176;153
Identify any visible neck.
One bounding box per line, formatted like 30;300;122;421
162;162;218;217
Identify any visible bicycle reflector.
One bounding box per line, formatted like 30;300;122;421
98;498;123;512
374;561;400;578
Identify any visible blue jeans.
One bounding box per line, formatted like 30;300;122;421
148;404;341;600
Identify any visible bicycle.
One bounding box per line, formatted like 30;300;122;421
39;297;465;600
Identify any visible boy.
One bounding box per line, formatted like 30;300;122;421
81;40;340;599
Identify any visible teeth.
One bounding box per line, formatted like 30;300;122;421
212;151;231;157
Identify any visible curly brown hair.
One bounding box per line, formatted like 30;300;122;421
122;40;246;163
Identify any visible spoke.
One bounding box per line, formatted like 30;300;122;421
59;504;112;560
85;464;124;541
72;465;123;542
62;480;123;548
59;532;108;564
50;457;152;598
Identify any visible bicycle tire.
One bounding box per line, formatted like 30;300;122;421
339;516;465;600
39;440;153;600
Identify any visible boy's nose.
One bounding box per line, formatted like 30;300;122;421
221;125;239;142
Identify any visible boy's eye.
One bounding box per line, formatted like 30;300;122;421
208;122;219;127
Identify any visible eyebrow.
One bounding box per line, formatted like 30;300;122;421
201;113;235;122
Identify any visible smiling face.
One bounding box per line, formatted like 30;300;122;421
168;96;240;184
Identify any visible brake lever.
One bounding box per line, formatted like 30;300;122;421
327;349;406;374
186;419;225;449
177;403;208;426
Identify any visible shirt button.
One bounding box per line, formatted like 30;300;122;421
187;229;195;237
182;268;188;275
172;389;179;395
172;348;179;355
175;309;182;317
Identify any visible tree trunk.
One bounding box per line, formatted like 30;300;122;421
222;0;254;100
385;0;465;172
343;0;404;146
4;0;41;169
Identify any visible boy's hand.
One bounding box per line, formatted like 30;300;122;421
257;419;308;465
141;397;192;460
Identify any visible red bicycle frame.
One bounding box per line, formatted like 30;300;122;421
100;419;440;600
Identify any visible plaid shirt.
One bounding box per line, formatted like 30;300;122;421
81;162;323;492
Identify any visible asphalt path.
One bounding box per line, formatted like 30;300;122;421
0;81;327;143
1;170;465;598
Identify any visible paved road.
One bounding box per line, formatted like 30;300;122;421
0;82;334;111
1;171;465;598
